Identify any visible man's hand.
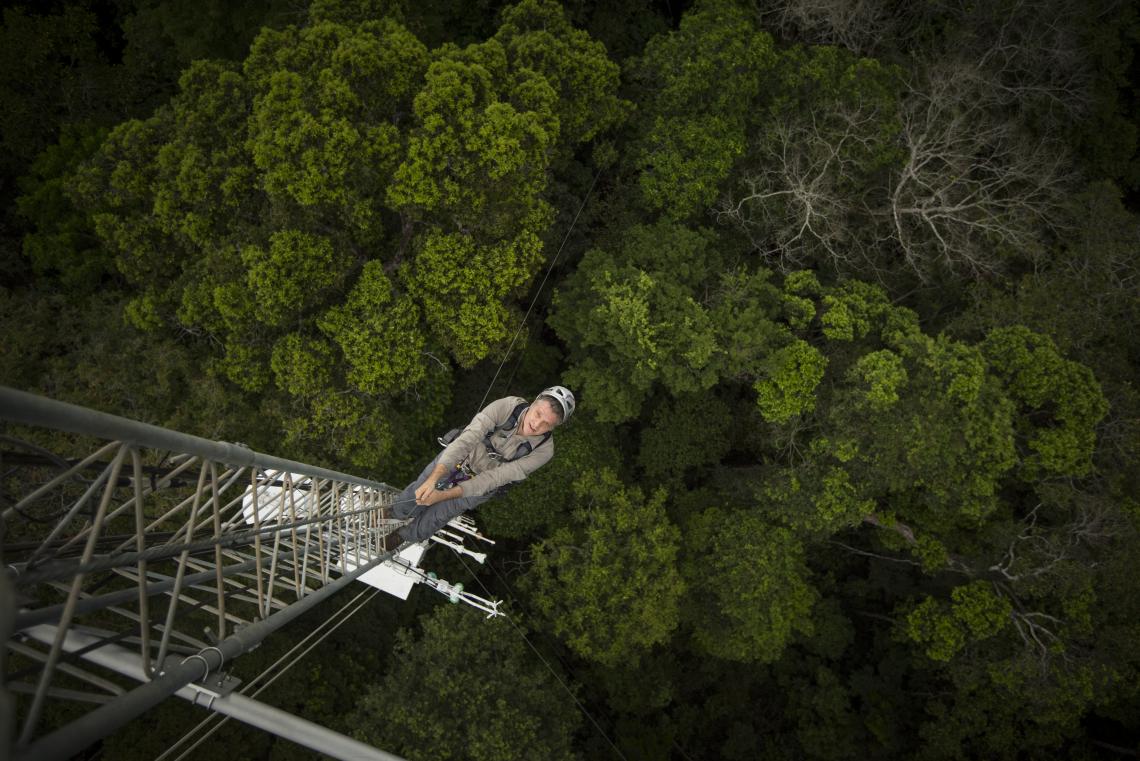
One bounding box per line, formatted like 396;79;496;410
414;479;436;505
416;484;462;506
417;487;445;506
416;461;460;506
415;463;449;504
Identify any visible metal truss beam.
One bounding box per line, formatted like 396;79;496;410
19;601;405;761
1;386;405;759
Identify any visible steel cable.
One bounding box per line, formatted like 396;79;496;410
475;168;602;413
451;550;629;761
152;586;380;761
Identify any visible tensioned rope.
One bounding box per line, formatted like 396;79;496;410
151;170;608;758
475;168;603;414
451;550;629;761
452;170;633;758
381;169;621;755
152;586;380;761
478;551;699;761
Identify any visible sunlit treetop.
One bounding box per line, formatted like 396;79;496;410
71;0;627;465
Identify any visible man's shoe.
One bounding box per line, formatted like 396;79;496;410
381;530;403;553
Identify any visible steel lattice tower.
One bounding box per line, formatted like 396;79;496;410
0;386;436;760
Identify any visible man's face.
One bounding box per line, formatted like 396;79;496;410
522;399;560;436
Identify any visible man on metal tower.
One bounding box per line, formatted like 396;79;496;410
389;386;575;544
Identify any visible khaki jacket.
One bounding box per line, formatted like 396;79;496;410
439;396;555;498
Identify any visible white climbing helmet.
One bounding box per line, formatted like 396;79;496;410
537;385;575;422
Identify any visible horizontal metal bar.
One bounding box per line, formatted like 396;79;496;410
6;640;126;695
14;557;265;631
4;683;116;705
2;530;179;556
14;550;391;761
0;386;397;493
16;626;406;761
11;505;400;586
193;692;404;761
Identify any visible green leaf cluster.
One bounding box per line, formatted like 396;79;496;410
65;0;627;467
350;604;581;761
685;511;818;663
524;468;684;667
626;0;776;218
904;582;1013;662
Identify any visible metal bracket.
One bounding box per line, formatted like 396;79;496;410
192;670;242;699
181;667;243;710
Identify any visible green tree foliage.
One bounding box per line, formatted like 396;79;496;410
981;326;1108;478
15;125;112;289
953;183;1140;378
7;1;1140;758
0;288;263;449
0;5;126;176
732;274;1108;539
317;260;425;395
777;662;861;761
903;582;1012;662
308;0;407;26
554;198;1118;755
753;339;827;423
763;462;877;536
350;604;581;761
828;331;1020;529
524;469;684;667
625;0;776;218
480;414;620;538
558;246;1107;539
244;18;418;229
121;0;295;94
386;0;626;364
550;222;723;422
684;510;818;663
637;392;733;487
493;0;628;149
67;0;625;467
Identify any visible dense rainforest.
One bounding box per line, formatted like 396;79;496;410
2;0;1139;758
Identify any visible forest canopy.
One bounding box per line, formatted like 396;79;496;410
2;0;1139;759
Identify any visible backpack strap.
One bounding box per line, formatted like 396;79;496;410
501;402;530;433
504;432;552;462
484;402;551;462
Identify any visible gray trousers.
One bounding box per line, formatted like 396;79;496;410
392;454;492;542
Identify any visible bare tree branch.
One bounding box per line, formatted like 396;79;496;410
716;98;890;272
883;62;1076;280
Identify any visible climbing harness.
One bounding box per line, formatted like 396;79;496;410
434;463;475;491
432;402;551;495
483;402;551;462
436;401;551;472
